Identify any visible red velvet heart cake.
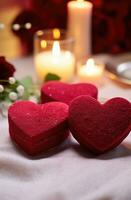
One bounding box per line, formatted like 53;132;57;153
41;81;98;105
8;101;69;156
69;95;131;154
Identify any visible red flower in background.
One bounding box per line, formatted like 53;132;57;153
11;0;67;54
92;11;115;53
91;0;103;8
31;0;67;27
92;0;131;54
124;8;131;51
11;10;44;55
11;0;131;54
0;57;15;81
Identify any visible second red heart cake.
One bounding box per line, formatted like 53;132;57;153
41;81;98;105
8;101;69;156
69;95;131;154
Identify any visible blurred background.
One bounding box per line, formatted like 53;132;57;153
0;0;131;59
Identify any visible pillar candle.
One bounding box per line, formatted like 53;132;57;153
77;58;104;82
35;41;75;82
67;0;93;59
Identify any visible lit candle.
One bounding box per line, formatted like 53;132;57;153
35;41;75;82
67;0;93;59
78;58;104;82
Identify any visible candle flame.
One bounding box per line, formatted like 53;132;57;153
77;0;84;2
53;28;60;39
41;40;47;49
52;41;61;56
86;58;95;67
85;58;96;74
37;30;43;36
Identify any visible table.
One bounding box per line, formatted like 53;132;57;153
0;55;131;200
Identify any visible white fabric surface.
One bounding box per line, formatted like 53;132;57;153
0;55;131;200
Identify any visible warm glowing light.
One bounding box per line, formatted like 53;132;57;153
52;41;61;56
78;58;104;82
12;24;20;31
53;28;61;39
25;22;32;29
41;40;47;49
85;58;97;75
37;30;43;36
77;0;84;2
35;41;75;82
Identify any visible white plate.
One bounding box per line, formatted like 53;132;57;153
105;61;131;85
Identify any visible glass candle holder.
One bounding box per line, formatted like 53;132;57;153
34;29;75;83
77;57;104;84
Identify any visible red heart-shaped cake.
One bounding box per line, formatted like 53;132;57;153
41;81;98;105
69;95;131;154
8;101;69;156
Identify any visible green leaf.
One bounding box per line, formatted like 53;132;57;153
20;76;33;88
19;76;34;100
44;73;61;82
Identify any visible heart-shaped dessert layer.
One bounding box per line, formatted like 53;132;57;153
8;101;69;156
41;81;98;105
69;95;131;154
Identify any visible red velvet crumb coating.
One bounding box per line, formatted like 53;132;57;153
69;95;131;154
8;101;69;156
41;81;98;105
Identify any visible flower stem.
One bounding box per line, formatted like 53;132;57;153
0;80;9;83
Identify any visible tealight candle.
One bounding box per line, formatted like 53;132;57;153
67;0;93;59
77;58;104;82
34;29;75;82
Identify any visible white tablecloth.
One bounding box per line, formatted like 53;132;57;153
0;55;131;200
